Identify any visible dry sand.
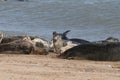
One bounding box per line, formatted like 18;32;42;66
0;53;119;80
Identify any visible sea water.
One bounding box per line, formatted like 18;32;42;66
0;0;120;41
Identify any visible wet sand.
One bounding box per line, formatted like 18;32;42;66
0;53;119;80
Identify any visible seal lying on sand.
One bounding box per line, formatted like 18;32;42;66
58;42;120;61
52;30;90;54
0;32;3;43
106;37;119;42
1;35;38;43
93;37;119;43
1;35;51;52
0;36;48;55
32;38;51;52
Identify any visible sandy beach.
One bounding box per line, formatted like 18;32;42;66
0;53;119;80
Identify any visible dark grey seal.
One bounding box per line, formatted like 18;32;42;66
58;42;120;61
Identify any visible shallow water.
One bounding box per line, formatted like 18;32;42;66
0;0;120;41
